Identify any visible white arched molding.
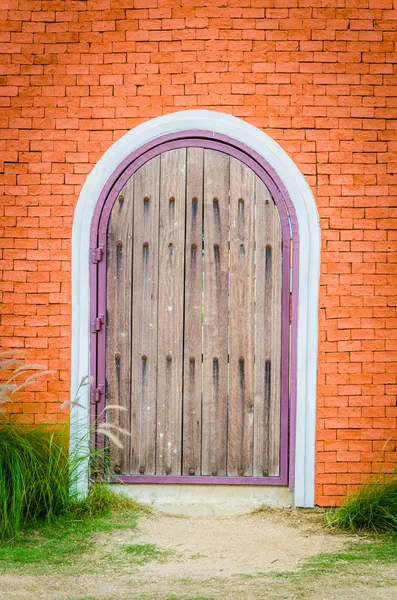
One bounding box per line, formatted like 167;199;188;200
70;110;320;507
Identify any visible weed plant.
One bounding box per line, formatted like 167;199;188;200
0;354;129;540
326;474;397;535
0;424;138;541
0;421;78;539
67;480;142;519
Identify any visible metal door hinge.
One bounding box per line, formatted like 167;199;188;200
91;314;104;333
90;384;104;404
91;245;104;263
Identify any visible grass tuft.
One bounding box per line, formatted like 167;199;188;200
0;354;132;540
124;543;170;564
0;406;145;542
0;421;73;540
326;475;397;535
68;482;145;519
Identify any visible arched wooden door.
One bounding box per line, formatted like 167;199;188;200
102;146;289;483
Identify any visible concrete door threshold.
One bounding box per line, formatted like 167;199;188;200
110;483;294;516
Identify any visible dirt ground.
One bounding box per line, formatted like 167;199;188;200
1;510;397;600
126;510;347;578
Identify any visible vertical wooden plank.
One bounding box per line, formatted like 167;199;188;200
182;148;204;476
105;178;134;474
156;148;186;476
254;179;282;477
253;177;267;477
201;149;230;476
228;158;256;477
267;190;282;477
130;157;160;475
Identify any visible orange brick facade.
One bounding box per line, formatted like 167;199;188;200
1;0;397;506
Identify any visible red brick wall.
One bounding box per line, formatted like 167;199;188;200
1;0;396;506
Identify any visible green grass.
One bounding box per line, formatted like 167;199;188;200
124;543;172;564
0;420;75;539
326;475;397;535
302;537;397;573
0;484;147;571
237;536;397;581
0;381;128;540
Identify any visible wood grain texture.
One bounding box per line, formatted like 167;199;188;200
130;157;160;475
266;188;282;477
253;179;282;477
201;149;230;477
228;157;256;477
105;177;134;474
105;149;284;480
156;148;187;475
182;148;204;475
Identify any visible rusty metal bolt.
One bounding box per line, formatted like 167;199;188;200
115;352;121;360
191;243;197;249
266;243;272;250
114;465;122;474
238;469;244;476
190;356;195;363
238;197;244;204
141;354;147;361
192;196;198;203
116;240;123;248
265;199;270;205
189;468;195;476
143;241;149;248
211;468;217;476
239;357;245;364
169;196;175;203
168;242;173;247
240;243;244;249
166;354;172;361
263;469;269;477
213;197;219;204
165;467;171;475
118;195;124;203
139;466;145;474
214;243;219;250
143;196;149;203
213;356;218;363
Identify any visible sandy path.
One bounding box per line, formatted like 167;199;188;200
123;510;348;578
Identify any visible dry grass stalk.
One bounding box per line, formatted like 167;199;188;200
0;352;54;414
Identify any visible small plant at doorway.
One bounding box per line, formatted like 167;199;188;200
327;474;397;535
0;353;65;539
0;353;131;540
0;415;134;540
0;420;72;540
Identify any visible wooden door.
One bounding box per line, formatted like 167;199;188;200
105;148;284;480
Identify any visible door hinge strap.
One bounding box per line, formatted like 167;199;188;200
91;314;104;333
91;245;104;263
90;384;104;404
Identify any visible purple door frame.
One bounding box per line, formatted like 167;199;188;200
90;131;299;488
